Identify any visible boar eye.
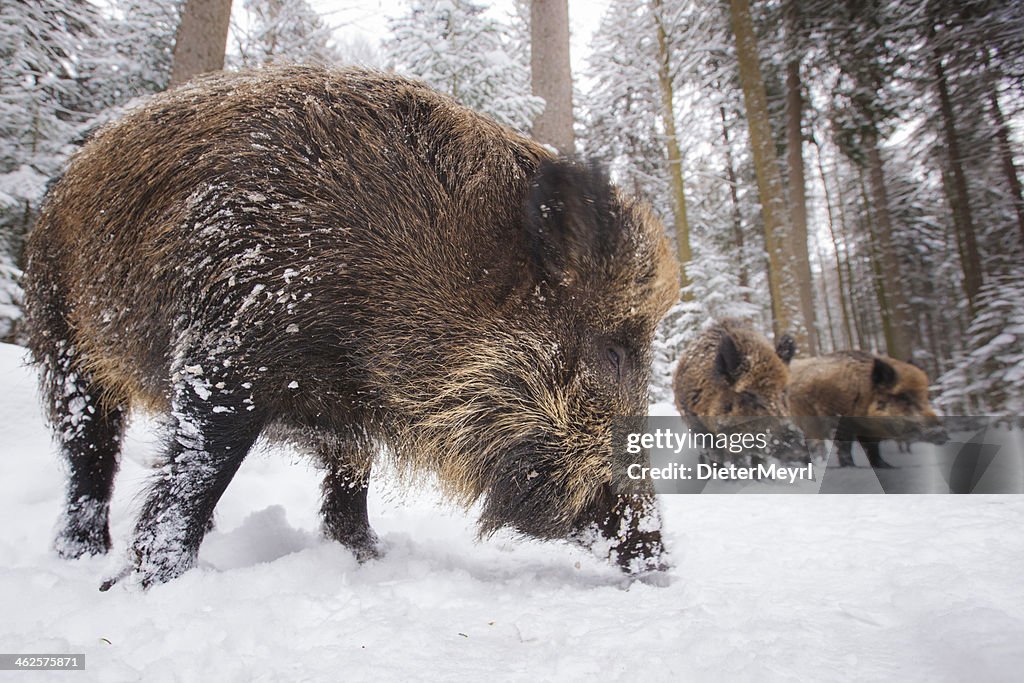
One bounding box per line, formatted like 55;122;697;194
602;341;630;383
606;346;622;378
740;391;763;409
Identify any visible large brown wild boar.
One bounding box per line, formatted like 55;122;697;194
789;351;943;468
23;67;679;588
672;318;804;462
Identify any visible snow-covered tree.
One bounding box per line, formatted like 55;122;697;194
103;0;181;100
937;275;1024;416
0;1;105;278
232;0;341;68
0;0;180;342
583;0;767;399
581;1;668;218
384;0;542;132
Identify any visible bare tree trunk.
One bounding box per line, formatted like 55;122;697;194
652;0;691;296
170;0;232;87
729;0;801;343
530;0;575;154
861;128;914;360
858;162;913;358
859;176;891;353
934;55;982;313
814;239;838;352
833;171;864;348
940;164;977;325
812;137;854;348
719;105;750;299
987;62;1024;247
922;309;942;378
784;0;818;354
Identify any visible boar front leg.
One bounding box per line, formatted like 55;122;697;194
103;363;263;590
834;421;857;467
859;436;895;469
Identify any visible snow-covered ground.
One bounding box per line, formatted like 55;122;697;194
2;341;1023;681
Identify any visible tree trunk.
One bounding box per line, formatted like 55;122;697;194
922;309;941;378
729;0;801;343
861;129;914;360
859;177;891;353
934;55;982;313
170;0;232;87
811;136;854;348
784;0;818;354
652;0;692;296
833;170;865;348
858;158;913;359
815;239;838;352
719;105;750;299
530;0;575;154
987;65;1024;247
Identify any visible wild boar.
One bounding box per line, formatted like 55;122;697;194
23;66;679;587
789;351;943;468
672;318;804;463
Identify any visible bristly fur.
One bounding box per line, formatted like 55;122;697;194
672;318;803;460
23;66;678;585
673;319;794;419
788;351;942;468
789;351;938;421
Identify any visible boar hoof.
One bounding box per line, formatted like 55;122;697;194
98;566;132;592
55;499;112;559
633;569;674;587
55;524;111;560
614;546;670;576
346;533;383;563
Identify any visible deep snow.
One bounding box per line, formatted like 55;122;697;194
1;342;1023;682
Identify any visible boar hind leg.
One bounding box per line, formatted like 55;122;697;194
835;440;856;467
125;368;263;588
51;361;126;559
860;437;895;469
317;439;379;561
833;421;857;467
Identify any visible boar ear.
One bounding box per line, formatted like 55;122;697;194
871;357;897;388
775;334;796;364
523;159;615;285
715;334;744;384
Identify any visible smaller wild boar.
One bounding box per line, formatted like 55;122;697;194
788;351;944;468
672;318;804;462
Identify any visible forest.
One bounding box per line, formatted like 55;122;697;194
2;0;1022;415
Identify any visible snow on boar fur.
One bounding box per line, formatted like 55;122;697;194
672;318;805;461
788;351;943;468
23;67;679;587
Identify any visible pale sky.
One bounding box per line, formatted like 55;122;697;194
301;0;609;74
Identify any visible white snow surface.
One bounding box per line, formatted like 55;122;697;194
1;342;1023;681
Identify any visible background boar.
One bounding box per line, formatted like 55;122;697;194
672;318;804;463
23;66;679;588
789;351;944;468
